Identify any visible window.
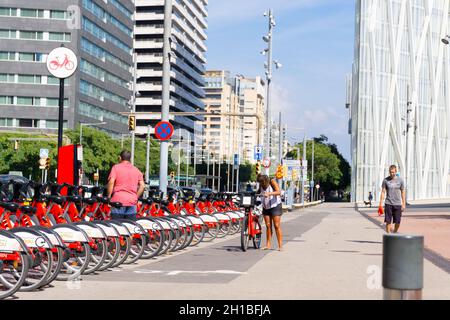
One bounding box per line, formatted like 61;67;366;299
0;96;14;104
19;31;43;40
46;98;68;107
0;8;17;16
0;118;14;127
110;0;133;19
18;118;33;127
210;124;220;129
0;74;14;82
0;29;16;39
17;97;40;106
47;76;69;85
20;9;44;18
18;52;34;61
0;51;14;60
46;120;58;129
18;75;41;84
49;32;71;42
210;117;221;122
50;10;68;19
79;101;127;123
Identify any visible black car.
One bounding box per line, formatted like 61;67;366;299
0;174;29;184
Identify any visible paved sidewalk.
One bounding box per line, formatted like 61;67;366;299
14;203;450;300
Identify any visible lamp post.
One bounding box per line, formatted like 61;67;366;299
79;121;106;146
261;9;282;173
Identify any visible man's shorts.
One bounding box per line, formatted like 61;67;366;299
111;205;137;220
385;204;402;224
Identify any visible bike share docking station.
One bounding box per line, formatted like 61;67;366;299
382;234;424;300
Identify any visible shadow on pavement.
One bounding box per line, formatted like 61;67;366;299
346;240;382;244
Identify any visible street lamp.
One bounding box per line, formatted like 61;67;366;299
79;120;106;146
261;9;282;173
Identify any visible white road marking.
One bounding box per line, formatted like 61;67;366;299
133;269;247;276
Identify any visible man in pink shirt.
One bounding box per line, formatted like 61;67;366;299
107;150;145;220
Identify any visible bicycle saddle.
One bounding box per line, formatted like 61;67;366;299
0;202;19;212
82;198;96;205
110;202;122;208
47;195;65;204
20;205;37;214
97;197;110;204
66;195;82;202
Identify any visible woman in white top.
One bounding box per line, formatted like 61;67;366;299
257;174;283;251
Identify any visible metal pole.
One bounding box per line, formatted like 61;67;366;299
131;52;137;165
227;160;230;192
186;134;190;187
231;160;235;192
212;154;215;191
193;140;197;178
264;9;274;174
383;234;423;300
218;154;221;192
57;77;65;164
277;112;282;186
405;85;412;202
145;125;151;183
159;0;173;196
236;164;240;192
79;123;83;146
121;134;124;149
311;139;315;202
177;139;181;187
301;133;306;207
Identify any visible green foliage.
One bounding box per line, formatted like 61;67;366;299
287;135;350;192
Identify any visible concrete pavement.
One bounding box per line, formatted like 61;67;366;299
13;203;450;300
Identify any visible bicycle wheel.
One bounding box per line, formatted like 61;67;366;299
110;235;131;268
83;238;107;274
124;222;147;264
57;242;91;281
43;247;64;286
137;218;164;259
200;215;219;242
240;216;250;252
0;251;30;299
6;229;53;291
97;236;120;271
16;248;53;291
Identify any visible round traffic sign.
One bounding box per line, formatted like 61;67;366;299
155;121;174;141
262;157;271;168
46;47;78;79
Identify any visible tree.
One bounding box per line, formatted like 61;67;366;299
286;136;347;193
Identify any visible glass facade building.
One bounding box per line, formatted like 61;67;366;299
351;0;450;201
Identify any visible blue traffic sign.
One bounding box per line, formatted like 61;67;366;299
254;145;263;161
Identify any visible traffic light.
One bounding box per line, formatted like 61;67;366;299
170;171;175;179
45;158;51;170
14;140;19;150
128;115;136;131
276;165;284;179
255;161;261;175
292;169;298;181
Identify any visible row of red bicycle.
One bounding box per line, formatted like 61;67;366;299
0;177;259;299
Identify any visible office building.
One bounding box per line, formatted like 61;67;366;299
202;71;265;164
0;0;134;135
134;0;208;134
350;0;450;201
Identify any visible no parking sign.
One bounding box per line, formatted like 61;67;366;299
154;121;174;141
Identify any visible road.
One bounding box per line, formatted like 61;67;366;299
13;202;450;300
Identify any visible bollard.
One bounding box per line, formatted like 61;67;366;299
382;234;424;300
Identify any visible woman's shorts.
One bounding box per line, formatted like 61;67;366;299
262;204;283;217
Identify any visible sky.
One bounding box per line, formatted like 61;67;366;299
205;0;355;161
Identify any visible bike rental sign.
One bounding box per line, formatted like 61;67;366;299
46;46;78;79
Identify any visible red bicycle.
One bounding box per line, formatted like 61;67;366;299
239;193;262;252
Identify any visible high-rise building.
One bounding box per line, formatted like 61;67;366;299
134;0;208;134
350;0;450;202
202;71;265;164
0;0;134;135
235;75;265;163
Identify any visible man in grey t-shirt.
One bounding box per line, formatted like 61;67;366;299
378;165;406;233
